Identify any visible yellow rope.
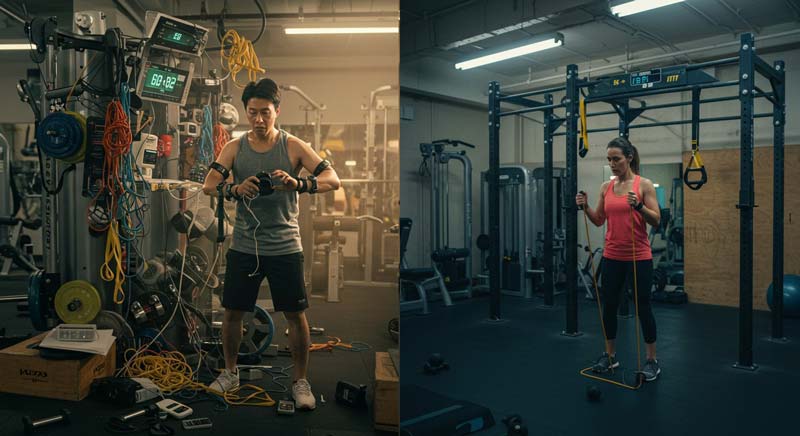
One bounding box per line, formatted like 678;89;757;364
220;29;266;87
120;347;275;407
100;220;125;304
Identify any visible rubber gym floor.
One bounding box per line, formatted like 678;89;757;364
400;293;800;436
0;273;398;436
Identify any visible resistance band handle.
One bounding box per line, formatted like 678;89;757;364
578;190;587;210
579;138;588;158
683;166;707;191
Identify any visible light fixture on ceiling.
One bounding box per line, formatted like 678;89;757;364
454;33;563;70
441;15;554;50
0;43;35;51
610;0;685;17
284;27;398;35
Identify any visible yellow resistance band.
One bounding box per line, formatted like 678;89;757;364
100;220;125;304
578;206;644;390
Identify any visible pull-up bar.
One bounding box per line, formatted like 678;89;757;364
552;112;773;136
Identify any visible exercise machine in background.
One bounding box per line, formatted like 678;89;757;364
420;139;474;302
652;177;686;303
477;165;566;299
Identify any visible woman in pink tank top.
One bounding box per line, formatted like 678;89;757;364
575;137;662;382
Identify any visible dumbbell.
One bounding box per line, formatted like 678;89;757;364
502;414;528;436
22;408;71;434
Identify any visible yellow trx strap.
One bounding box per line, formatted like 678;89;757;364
579;97;589;158
683;141;708;190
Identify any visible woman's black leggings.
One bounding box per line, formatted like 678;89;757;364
600;258;657;344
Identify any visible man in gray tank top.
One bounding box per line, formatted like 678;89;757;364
202;79;341;410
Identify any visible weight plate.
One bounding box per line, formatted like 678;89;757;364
54;280;102;324
185;246;209;272
238;305;274;358
61;111;87;164
138;258;166;287
27;270;48;331
94;310;123;338
107;310;135;340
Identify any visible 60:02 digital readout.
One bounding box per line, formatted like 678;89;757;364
147;72;177;91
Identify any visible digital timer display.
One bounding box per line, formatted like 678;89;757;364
630;69;662;87
138;62;192;105
147;13;209;55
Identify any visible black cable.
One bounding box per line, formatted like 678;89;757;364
207;0;266;51
36;143;75;196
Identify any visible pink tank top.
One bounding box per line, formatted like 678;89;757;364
603;175;652;261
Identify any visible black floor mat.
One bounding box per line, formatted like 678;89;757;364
400;293;800;436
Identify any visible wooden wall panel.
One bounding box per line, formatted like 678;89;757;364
683;145;800;310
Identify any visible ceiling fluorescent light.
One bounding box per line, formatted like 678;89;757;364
611;0;684;17
442;15;554;50
0;43;35;51
285;27;398;35
455;34;563;70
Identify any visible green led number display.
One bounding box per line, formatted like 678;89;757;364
145;68;179;93
171;32;182;41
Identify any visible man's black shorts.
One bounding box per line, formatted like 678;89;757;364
222;249;308;313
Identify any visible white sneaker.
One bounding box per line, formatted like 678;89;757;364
292;379;316;410
209;369;240;393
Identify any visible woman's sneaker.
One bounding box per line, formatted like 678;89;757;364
591;352;620;373
641;359;661;381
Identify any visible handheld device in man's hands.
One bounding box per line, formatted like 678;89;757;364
256;171;274;196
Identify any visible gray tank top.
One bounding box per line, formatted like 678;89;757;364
230;130;302;256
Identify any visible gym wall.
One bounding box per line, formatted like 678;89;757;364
684;145;800;311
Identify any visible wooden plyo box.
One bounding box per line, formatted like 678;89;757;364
374;350;399;432
0;332;116;401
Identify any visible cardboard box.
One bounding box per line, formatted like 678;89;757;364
0;332;116;401
374;350;399;431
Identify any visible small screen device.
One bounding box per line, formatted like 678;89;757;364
146;13;209;56
181;417;212;430
137;61;194;106
156;399;193;419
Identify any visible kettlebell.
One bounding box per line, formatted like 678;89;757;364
586;385;602;402
423;353;449;374
502;414;528;436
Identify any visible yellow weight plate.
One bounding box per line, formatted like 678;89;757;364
55;280;102;324
61;111;87;164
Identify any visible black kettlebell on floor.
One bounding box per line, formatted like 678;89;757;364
423;353;449;374
586;385;602;402
502;414;528;436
